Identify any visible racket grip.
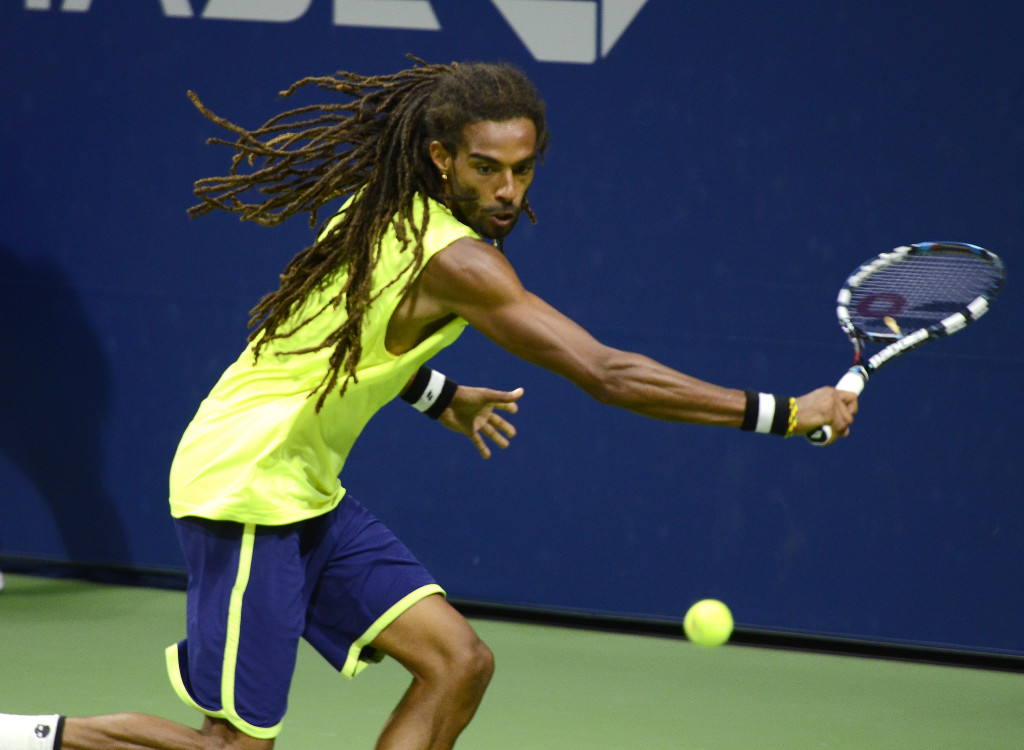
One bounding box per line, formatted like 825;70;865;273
806;366;868;445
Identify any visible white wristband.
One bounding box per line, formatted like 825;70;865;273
409;369;447;413
0;714;64;750
755;392;776;434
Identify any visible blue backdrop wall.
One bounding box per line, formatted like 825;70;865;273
2;0;1022;654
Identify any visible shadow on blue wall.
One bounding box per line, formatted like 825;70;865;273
0;246;131;568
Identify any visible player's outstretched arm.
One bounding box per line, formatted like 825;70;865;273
419;238;856;438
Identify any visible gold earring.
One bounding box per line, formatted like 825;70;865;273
441;172;448;182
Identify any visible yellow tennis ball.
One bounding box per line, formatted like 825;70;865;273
684;599;734;647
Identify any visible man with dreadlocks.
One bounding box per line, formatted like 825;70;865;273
2;59;856;750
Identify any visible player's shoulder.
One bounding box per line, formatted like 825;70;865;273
422;237;524;301
433;236;510;273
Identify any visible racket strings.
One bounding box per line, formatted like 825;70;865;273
848;254;999;335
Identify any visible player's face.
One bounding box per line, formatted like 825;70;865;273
431;118;538;240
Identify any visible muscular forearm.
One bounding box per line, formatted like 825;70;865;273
577;350;746;426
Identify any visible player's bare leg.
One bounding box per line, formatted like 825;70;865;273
59;715;272;750
371;594;494;750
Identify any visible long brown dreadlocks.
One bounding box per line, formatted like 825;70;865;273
187;57;548;410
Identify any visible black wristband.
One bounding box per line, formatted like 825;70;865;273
770;396;790;436
54;716;66;750
401;367;433;405
740;391;792;436
401;366;458;419
424;376;458;419
740;389;759;431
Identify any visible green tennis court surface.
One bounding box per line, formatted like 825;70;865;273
2;574;1020;749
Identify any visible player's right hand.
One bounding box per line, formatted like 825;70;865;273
794;386;858;443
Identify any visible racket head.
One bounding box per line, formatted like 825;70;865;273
835;242;1005;351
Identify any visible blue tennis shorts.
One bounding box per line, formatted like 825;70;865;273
165;497;443;739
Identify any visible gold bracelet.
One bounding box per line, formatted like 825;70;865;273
785;397;798;438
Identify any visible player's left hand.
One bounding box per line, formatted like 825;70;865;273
439;386;523;458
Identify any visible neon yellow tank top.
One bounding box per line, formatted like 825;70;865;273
169;196;476;524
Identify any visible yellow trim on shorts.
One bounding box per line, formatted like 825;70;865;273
340;584;446;679
165;524;283;740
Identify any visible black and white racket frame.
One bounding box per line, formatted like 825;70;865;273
807;242;1005;445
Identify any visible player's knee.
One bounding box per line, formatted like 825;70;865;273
446;637;494;696
470;638;495;687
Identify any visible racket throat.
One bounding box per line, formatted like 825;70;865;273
853;341;864;366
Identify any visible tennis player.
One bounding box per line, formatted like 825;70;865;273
1;59;856;750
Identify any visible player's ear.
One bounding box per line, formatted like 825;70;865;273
428;140;453;175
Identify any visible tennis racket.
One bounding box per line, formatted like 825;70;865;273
807;241;1005;445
